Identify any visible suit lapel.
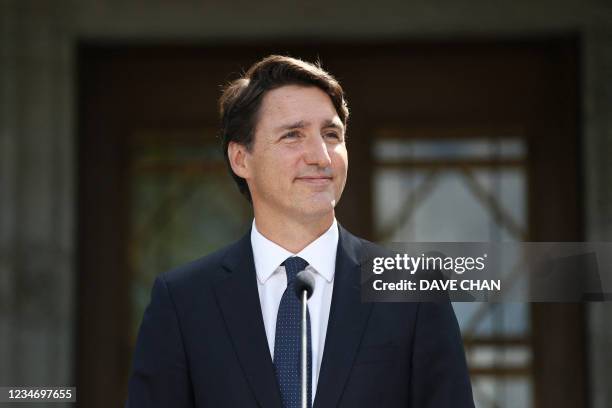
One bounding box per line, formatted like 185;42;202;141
213;232;283;408
313;226;374;408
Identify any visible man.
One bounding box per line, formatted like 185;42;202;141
126;55;474;407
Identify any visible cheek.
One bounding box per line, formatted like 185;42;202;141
255;153;297;185
331;146;349;172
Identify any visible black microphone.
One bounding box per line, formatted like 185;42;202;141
293;269;315;408
294;270;315;299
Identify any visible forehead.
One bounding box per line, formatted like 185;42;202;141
256;85;340;129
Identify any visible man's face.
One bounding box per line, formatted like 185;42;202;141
238;85;348;222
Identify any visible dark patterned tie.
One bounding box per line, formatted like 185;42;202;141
274;256;312;408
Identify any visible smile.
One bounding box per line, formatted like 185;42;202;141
295;177;333;185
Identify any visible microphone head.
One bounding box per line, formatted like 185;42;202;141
294;270;315;300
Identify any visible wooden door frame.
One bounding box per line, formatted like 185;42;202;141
77;38;583;408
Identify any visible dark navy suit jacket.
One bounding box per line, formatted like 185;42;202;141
126;225;474;407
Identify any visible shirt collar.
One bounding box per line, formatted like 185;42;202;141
251;218;338;284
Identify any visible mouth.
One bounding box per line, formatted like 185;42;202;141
295;176;333;185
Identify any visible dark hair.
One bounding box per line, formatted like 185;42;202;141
219;55;349;202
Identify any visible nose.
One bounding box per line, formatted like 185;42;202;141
303;133;332;168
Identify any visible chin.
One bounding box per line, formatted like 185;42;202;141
297;199;337;220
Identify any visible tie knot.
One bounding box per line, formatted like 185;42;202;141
282;256;309;283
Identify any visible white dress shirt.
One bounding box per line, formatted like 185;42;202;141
251;218;338;400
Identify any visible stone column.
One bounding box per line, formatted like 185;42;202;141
0;1;75;406
584;29;612;408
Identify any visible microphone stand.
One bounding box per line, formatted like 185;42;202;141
301;288;308;408
295;270;315;408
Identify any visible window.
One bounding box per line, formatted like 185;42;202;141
373;128;532;408
127;130;251;342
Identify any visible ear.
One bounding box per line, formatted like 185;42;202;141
227;141;251;179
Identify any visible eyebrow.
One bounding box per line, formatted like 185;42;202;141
274;119;345;132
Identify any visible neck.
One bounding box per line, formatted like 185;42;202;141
253;208;335;254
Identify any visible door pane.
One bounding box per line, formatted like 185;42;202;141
373;135;531;408
128;131;251;342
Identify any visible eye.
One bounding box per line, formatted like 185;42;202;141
281;131;300;140
324;132;342;140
